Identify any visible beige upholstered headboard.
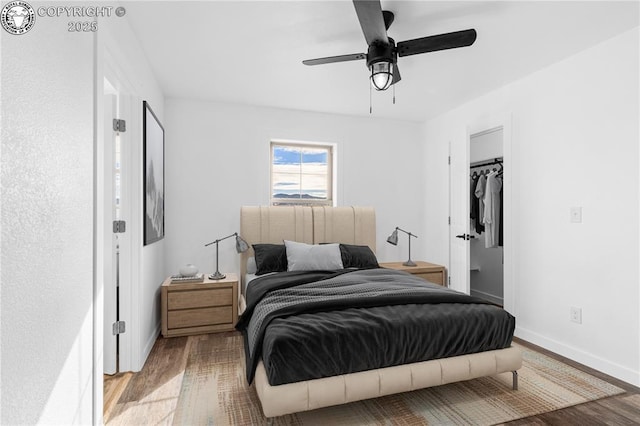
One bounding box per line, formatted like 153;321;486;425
311;206;376;250
240;206;376;292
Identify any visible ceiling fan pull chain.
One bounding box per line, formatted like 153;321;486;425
369;83;372;114
393;84;396;105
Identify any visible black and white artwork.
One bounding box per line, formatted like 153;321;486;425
143;101;164;245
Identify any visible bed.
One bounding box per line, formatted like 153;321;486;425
237;205;522;419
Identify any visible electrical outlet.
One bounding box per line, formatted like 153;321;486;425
570;307;582;324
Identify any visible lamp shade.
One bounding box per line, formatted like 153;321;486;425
235;234;249;253
386;229;399;245
370;61;393;91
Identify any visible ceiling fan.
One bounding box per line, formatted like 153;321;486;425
303;0;477;92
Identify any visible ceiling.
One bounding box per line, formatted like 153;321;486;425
124;1;639;122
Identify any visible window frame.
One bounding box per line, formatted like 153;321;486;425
270;140;335;207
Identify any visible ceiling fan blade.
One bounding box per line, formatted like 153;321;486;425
392;64;401;85
352;0;388;45
302;53;366;66
397;29;477;57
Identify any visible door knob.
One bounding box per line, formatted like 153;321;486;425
455;234;475;240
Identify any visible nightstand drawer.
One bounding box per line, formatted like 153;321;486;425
168;288;232;310
415;272;444;286
168;306;233;329
379;261;446;286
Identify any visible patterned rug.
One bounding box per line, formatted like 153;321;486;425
172;332;624;425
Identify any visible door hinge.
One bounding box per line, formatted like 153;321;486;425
113;220;126;233
112;321;126;335
113;118;126;132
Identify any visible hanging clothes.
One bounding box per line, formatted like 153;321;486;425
482;171;502;248
499;179;503;246
470;174;483;233
474;174;486;234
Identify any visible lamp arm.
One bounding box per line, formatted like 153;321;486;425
204;232;238;247
396;227;418;239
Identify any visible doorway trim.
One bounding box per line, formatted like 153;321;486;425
466;113;514;315
94;38;143;424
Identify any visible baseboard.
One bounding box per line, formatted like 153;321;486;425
515;326;639;387
142;323;161;368
470;288;503;305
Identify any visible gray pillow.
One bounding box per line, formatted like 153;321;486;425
253;244;288;275
284;240;344;271
339;244;379;268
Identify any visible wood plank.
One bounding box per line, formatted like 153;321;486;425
591;395;640;423
103;373;132;424
573;398;640;425
105;336;191;425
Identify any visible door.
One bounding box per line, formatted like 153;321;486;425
103;88;117;374
448;139;470;293
103;78;133;374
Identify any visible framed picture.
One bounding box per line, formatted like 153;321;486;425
143;101;164;245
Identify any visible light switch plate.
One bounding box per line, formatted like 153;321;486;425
570;207;582;223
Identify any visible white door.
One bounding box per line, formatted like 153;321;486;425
103;79;133;374
103;90;117;374
448;139;471;293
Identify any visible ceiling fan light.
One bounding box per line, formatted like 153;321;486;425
370;61;393;91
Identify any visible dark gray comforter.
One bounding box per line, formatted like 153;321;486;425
236;268;515;385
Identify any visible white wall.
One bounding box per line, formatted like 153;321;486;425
423;28;639;385
1;16;94;426
164;99;425;277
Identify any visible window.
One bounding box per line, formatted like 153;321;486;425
270;141;334;206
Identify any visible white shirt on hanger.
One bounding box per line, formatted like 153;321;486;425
483;171;502;248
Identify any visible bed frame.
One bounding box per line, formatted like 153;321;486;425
240;205;522;418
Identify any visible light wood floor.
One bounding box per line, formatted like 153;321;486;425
104;334;640;425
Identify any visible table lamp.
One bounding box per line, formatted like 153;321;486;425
387;227;418;267
205;232;249;280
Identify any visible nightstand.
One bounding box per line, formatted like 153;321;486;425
161;273;238;337
379;261;447;286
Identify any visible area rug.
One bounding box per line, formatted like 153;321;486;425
172;332;624;425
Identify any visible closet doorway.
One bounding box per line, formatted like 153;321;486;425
469;127;504;306
448;116;512;314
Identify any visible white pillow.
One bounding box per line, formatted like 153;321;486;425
246;256;257;274
284;240;344;271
